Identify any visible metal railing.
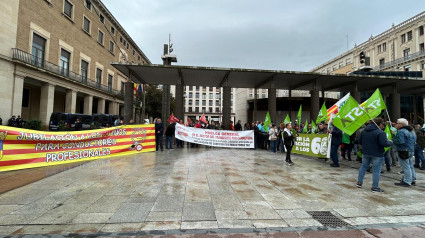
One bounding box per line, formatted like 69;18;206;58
373;50;425;71
12;48;123;97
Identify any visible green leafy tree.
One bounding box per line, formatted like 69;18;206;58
143;85;175;120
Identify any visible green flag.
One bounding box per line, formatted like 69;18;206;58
384;124;392;152
297;105;302;126
284;114;291;125
311;120;317;134
264;111;271;132
316;102;327;124
361;88;386;119
302;120;308;133
333;96;370;136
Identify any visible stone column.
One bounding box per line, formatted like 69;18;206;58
390;84;400;120
311;90;319;122
39;83;55;128
12;75;24;117
97;98;106;114
83;94;93;115
413;95;418;124
268;80;277;124
351;82;360;102
253;89;258;121
175;80;184;121
108;101;117;115
222;83;231;130
65;89;77;113
124;81;134;123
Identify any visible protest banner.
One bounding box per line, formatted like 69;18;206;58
292;133;332;158
175;123;254;148
332;96;370;136
0;125;155;172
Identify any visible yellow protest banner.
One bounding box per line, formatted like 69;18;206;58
0;124;155;172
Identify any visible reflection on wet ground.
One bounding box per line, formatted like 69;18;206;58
0;147;424;236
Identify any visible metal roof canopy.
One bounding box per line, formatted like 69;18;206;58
111;63;425;95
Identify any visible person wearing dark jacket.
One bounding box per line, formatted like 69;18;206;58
329;122;343;167
414;124;425;170
234;120;242;131
283;123;298;165
356;118;393;192
155;118;164;151
165;122;175;149
252;122;259;149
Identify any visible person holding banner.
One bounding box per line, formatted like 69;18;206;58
356;118;392;192
393;118;417;187
283;123;298;165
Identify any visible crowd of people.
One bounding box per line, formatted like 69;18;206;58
0;115;25;128
154;116;424;193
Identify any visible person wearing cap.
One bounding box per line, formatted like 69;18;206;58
393;118;417;187
356;118;392;192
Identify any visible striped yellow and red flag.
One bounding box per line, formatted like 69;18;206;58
0;124;155;172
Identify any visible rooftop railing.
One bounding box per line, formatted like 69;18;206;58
12;48;123;97
373;50;425;71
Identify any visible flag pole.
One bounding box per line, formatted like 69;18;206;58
385;109;392;124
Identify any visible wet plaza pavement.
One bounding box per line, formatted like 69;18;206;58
0;147;425;237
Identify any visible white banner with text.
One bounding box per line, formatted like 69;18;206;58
175;123;254;148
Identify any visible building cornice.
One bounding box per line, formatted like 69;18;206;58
94;0;151;64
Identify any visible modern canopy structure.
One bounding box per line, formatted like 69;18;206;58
112;63;425;129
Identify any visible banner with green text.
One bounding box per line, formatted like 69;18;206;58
292;133;332;158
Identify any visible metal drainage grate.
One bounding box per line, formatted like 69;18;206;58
307;211;350;227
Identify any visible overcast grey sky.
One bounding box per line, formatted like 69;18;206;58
103;0;423;71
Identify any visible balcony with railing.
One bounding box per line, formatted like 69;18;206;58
373;50;425;71
12;48;123;97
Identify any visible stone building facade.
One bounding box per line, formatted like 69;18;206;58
0;0;150;128
311;10;425;122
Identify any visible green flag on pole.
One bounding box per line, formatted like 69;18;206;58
316;102;327;124
297;105;302;126
384;124;392;152
333;96;370;136
264;111;271;132
284;114;291;125
361;88;387;119
311;120;317;134
302;120;308;133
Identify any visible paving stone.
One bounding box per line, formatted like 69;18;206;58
86;195;128;213
0;205;24;216
100;223;142;232
0;226;23;235
71;213;113;223
217;219;253;228
146;211;182;221
152;195;184;211
242;201;281;220
140;221;181;230
8;225;69;235
215;210;248;220
0;214;44;225
252;219;289;228
181;221;218;230
211;194;244;211
182;202;216;221
108;203;153;223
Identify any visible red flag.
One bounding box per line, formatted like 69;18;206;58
199;113;207;124
186;118;191;126
167;113;179;123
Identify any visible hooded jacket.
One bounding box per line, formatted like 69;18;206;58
359;123;393;157
393;125;416;152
